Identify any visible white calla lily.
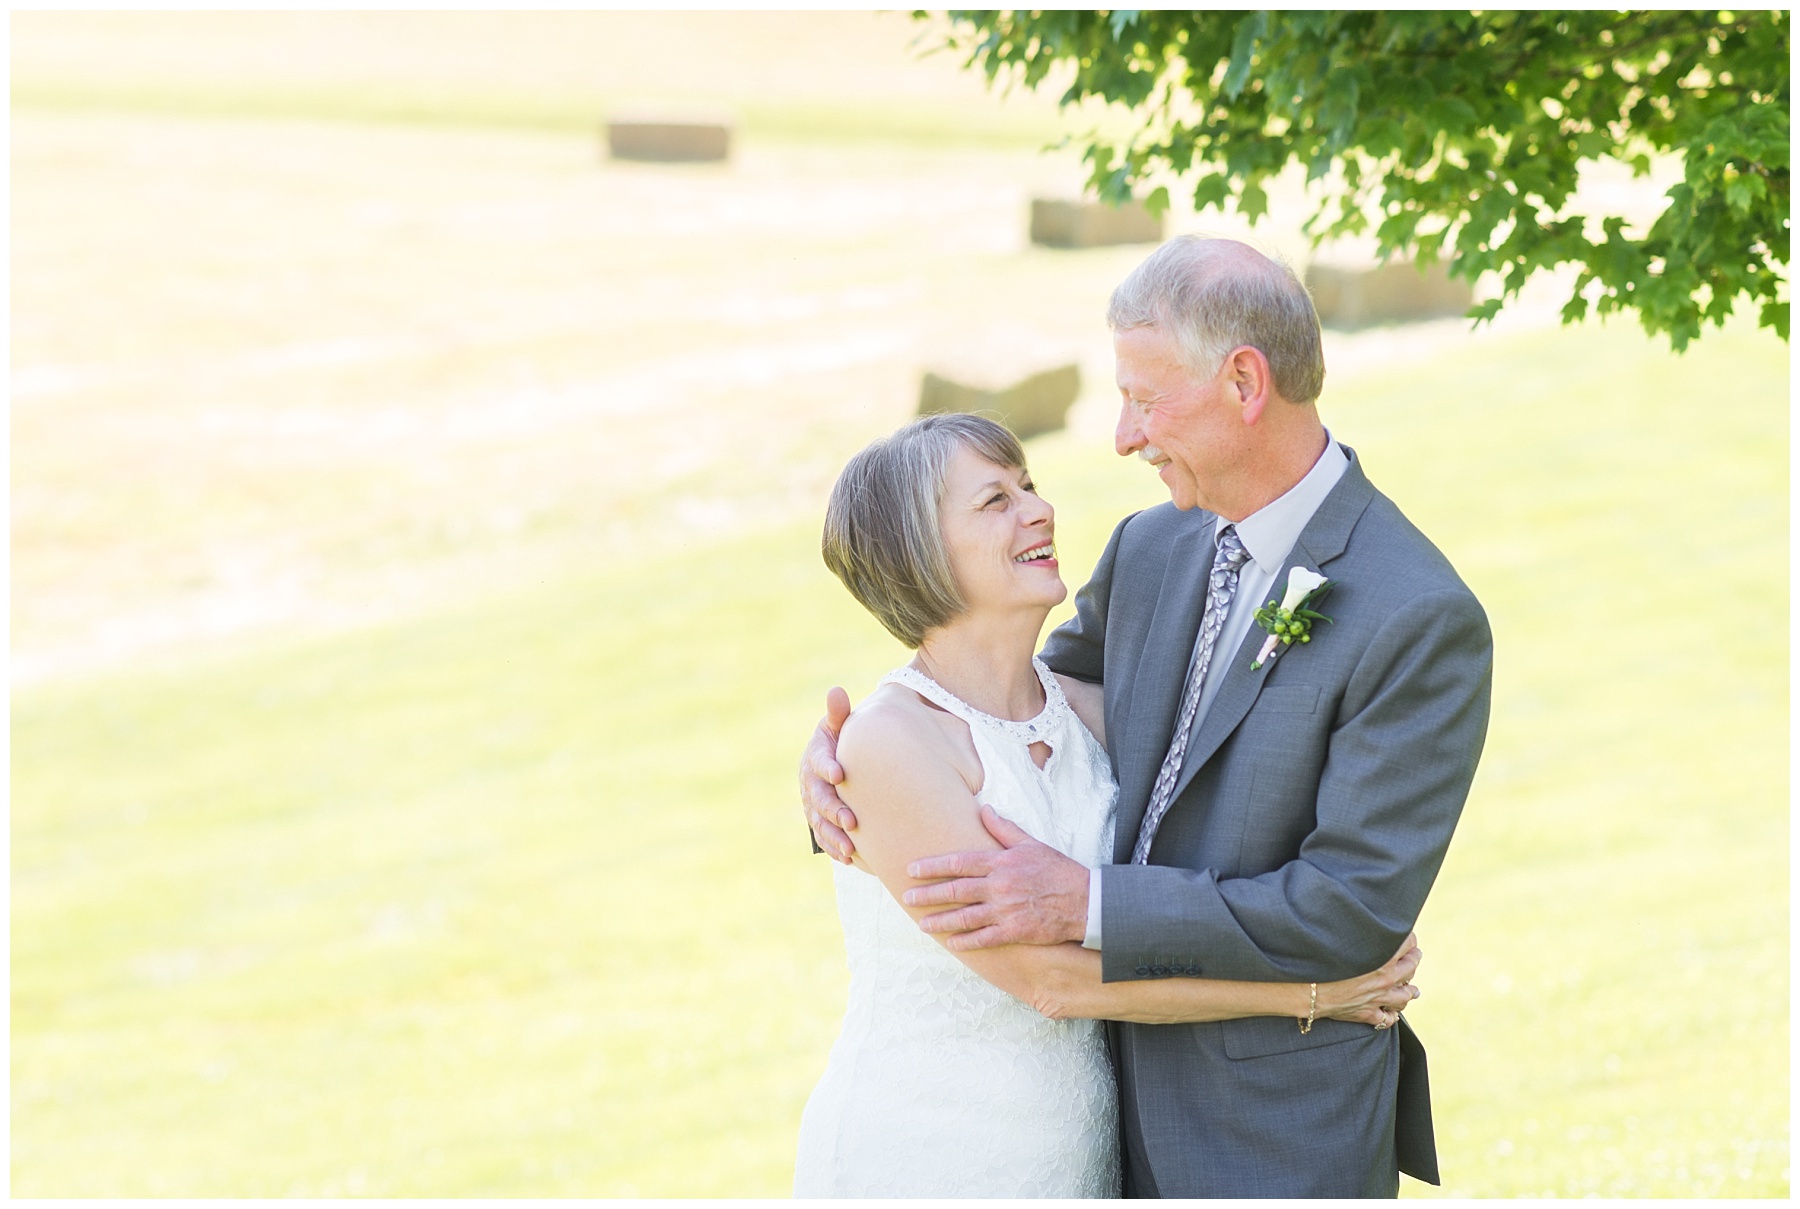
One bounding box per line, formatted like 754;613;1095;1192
1279;566;1329;612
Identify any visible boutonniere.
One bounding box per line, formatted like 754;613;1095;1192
1251;567;1336;670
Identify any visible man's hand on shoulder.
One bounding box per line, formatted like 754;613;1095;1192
800;687;858;863
902;805;1090;950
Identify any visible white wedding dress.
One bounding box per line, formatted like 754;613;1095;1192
793;658;1121;1198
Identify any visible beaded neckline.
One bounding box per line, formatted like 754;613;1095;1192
883;657;1071;746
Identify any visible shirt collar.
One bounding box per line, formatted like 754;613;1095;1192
1214;433;1349;578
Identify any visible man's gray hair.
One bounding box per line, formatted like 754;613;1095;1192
1107;235;1326;405
822;413;1027;648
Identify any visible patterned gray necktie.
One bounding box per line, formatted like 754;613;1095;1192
1132;525;1251;865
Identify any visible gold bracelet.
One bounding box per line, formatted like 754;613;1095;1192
1299;982;1317;1034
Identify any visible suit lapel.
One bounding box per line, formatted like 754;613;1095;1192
1168;448;1378;803
1112;513;1216;863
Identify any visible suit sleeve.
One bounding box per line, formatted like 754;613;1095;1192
1099;586;1494;983
1040;512;1136;685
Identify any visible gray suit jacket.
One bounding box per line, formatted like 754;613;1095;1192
1041;448;1492;1198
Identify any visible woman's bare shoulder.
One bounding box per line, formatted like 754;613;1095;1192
835;683;992;883
838;682;980;796
1054;672;1107;751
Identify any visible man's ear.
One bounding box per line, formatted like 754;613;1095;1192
1224;346;1274;425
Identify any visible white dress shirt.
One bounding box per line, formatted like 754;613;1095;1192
1082;436;1348;949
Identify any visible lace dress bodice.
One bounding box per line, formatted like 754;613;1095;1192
793;659;1121;1198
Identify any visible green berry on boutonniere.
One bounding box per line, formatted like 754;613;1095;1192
1251;567;1335;669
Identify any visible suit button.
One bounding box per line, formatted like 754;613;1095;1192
1152;964;1169;976
1186;966;1201;976
1135;965;1149;976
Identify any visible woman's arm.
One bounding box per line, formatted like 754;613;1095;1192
1011;934;1420;1025
838;700;1419;1027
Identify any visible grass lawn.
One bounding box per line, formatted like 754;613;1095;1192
12;315;1787;1195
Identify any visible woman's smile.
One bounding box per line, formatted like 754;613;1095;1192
936;445;1068;613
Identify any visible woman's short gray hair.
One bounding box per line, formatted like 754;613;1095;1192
822;413;1026;648
1107;235;1326;405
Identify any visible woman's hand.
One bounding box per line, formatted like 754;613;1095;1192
1318;933;1422;1029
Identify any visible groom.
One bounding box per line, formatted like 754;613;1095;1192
803;235;1492;1197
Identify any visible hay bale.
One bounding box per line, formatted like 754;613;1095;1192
606;120;731;163
918;364;1081;441
1029;199;1163;249
1304;259;1474;328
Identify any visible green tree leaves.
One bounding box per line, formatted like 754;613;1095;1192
929;10;1789;349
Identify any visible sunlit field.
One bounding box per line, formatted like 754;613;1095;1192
12;11;1789;1198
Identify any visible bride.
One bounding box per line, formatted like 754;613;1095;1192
792;414;1419;1197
